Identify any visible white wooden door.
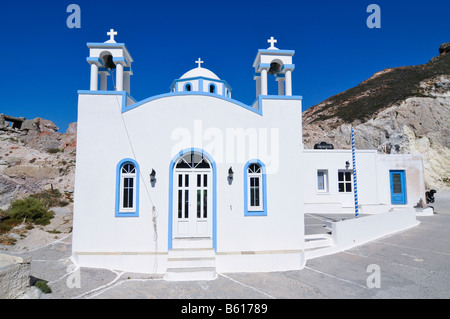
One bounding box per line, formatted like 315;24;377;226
174;170;212;238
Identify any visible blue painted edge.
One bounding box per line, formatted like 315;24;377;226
86;57;103;66
170;76;232;92
389;170;407;205
168;148;217;251
115;158;140;218
257;49;295;54
121;92;302;116
282;64;295;71
77;90;302;118
87;42;126;47
243;159;268;217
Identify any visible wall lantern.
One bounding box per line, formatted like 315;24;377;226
345;161;350;169
150;169;157;184
228;167;234;182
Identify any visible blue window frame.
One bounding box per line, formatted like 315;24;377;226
390;170;407;205
115;158;140;217
244;160;267;216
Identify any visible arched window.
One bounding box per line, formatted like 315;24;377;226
176;153;211;169
244;160;267;216
184;83;192;92
209;83;216;93
121;163;136;209
116;159;140;217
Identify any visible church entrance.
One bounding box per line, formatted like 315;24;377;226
173;152;213;238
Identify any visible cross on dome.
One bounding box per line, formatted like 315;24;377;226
195;58;204;68
267;36;278;50
106;29;118;43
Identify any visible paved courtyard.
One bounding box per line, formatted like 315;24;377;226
7;191;450;299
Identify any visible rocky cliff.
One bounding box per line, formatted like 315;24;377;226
0;118;76;208
303;43;450;191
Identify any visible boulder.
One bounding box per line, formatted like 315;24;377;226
439;42;450;55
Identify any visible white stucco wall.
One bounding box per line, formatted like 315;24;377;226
72;92;305;273
303;149;425;214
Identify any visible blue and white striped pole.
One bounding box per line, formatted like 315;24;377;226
352;127;359;218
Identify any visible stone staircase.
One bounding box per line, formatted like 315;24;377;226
164;238;217;281
304;233;335;260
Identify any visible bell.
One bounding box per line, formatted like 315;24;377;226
103;55;116;70
268;62;281;75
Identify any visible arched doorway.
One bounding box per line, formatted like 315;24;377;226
170;150;215;242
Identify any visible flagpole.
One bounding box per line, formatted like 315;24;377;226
352;127;359;218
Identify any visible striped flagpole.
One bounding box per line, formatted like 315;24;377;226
352;127;359;218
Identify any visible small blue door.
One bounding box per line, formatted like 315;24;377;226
390;170;407;205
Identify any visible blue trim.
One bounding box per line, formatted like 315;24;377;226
257;63;271;71
87;42;126;47
120;92;302;116
115;158;140;218
257;49;296;55
122;91;263;115
98;68;112;74
112;57;131;67
78;90;302;116
244;160;268;216
168;148;217;251
170;76;232;93
198;78;203;92
282;64;295;71
86;57;103;66
258;95;302;101
390;170;407;205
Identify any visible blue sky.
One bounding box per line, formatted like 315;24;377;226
0;0;448;133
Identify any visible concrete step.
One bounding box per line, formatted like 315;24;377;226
165;238;217;281
167;256;215;268
172;238;213;249
168;248;216;258
305;234;334;250
164;267;217;281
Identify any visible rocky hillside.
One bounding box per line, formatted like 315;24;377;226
0;116;77;209
303;43;450;191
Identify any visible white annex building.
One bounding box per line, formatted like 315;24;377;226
72;31;426;280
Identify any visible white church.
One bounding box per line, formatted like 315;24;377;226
72;30;426;280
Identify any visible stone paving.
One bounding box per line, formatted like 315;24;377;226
4;191;450;299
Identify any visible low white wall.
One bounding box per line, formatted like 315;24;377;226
305;208;420;260
332;208;419;252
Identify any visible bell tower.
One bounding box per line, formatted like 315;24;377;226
253;37;295;97
86;29;134;94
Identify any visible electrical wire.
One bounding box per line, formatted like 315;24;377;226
109;68;159;245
